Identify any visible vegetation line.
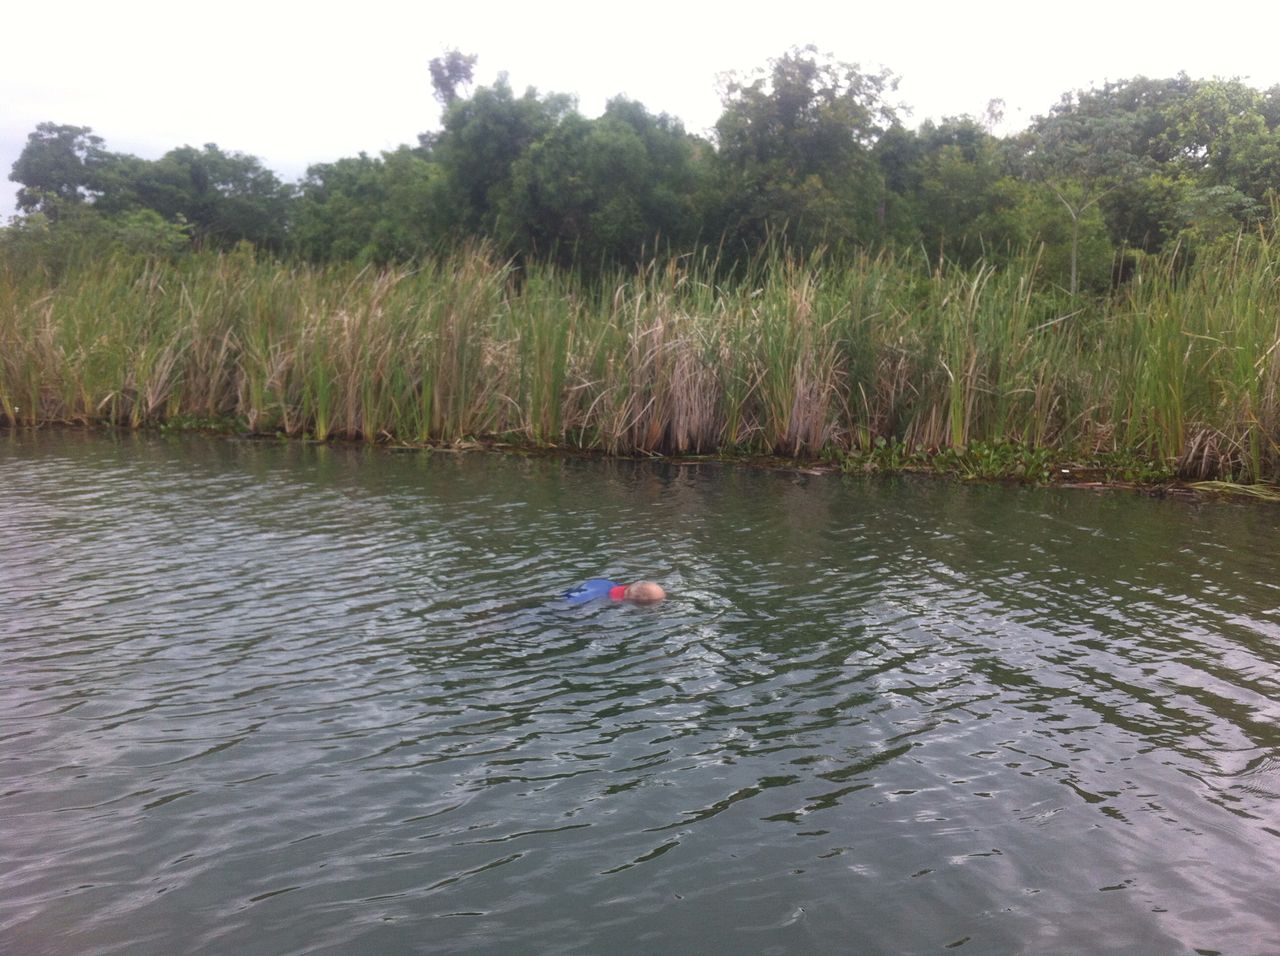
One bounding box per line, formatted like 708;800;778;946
3;239;1278;485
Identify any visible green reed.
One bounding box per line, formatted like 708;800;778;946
3;234;1278;482
1101;234;1280;480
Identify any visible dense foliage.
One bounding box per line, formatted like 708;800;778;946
7;48;1280;290
4;240;1279;483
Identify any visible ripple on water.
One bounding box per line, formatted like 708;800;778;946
3;433;1280;954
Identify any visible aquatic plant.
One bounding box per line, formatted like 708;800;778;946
2;232;1279;483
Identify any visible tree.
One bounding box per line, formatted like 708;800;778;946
1020;93;1148;293
1100;172;1189;254
430;49;478;108
905;116;1025;266
498;97;705;268
120;144;291;250
711;46;900;255
293;153;384;261
1019;76;1280;264
429;76;575;238
1159;78;1280;237
1016;180;1115;292
9;122;113;217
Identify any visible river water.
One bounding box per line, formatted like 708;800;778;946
3;431;1279;955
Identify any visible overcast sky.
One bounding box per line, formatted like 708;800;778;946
5;0;1280;216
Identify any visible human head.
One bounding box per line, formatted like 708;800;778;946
623;581;666;605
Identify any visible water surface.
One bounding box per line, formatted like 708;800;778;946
3;431;1279;954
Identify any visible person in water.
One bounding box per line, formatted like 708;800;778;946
564;578;667;605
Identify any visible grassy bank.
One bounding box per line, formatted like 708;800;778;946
3;239;1279;483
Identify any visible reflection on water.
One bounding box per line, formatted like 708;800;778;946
3;430;1279;954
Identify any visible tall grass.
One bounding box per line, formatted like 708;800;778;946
2;234;1278;482
1104;236;1280;480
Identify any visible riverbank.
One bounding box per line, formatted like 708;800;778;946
3;240;1278;483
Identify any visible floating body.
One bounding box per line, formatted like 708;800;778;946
564;579;666;605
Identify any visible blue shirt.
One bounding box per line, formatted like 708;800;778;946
563;578;624;603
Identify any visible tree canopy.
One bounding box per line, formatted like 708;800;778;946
8;50;1280;287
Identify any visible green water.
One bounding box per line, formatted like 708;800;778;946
3;430;1279;954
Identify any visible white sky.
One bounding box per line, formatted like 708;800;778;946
4;0;1280;216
